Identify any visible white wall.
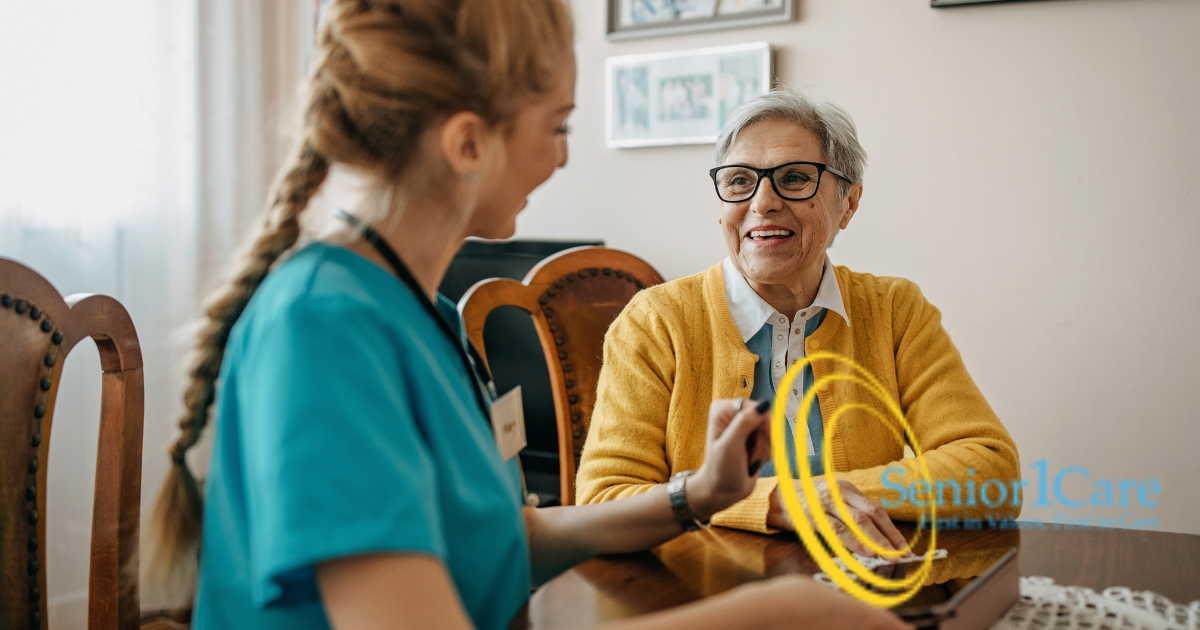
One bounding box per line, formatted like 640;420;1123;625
519;0;1200;534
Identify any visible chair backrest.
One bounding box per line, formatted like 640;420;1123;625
0;258;144;630
459;247;663;506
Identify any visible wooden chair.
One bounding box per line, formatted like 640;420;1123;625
459;247;663;506
0;258;144;630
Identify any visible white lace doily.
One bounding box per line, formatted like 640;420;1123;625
993;577;1200;630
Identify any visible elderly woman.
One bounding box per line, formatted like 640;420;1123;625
576;88;1020;555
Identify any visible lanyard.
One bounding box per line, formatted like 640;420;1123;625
335;209;496;423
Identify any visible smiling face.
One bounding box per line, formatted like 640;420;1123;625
719;118;862;295
467;58;577;240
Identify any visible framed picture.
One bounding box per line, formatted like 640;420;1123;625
606;42;772;148
607;0;794;41
932;0;1051;6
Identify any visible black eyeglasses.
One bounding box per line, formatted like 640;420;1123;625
709;161;851;203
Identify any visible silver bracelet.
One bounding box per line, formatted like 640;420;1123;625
667;470;710;532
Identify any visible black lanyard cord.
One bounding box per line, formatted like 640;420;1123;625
334;209;494;421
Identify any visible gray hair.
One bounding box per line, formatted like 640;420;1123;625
714;88;867;198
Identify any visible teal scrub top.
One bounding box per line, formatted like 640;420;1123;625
193;242;531;630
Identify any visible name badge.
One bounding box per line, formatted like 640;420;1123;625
490;385;527;462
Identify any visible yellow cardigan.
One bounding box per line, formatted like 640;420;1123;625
575;263;1021;533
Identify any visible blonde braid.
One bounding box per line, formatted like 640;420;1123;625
147;137;330;590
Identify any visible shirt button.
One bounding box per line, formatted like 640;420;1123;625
778;316;786;324
775;361;782;367
776;334;784;341
807;338;821;350
794;328;801;334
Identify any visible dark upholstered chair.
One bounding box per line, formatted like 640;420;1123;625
459;247;663;506
1;258;144;630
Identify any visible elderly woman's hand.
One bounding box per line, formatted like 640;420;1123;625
768;478;913;558
685;398;773;521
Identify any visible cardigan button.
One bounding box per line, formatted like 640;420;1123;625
807;338;821;350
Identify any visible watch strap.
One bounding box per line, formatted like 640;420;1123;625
667;471;710;532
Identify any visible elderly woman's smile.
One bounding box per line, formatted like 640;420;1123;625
745;228;794;241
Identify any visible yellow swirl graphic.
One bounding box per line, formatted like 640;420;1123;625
771;350;938;607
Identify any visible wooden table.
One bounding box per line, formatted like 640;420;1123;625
513;524;1200;628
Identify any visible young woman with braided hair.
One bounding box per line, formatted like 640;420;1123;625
148;1;912;629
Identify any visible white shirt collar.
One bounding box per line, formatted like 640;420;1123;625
721;256;849;343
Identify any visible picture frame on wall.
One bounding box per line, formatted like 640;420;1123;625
606;41;772;148
931;0;1051;6
607;0;794;41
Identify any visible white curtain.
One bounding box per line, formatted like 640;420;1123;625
0;0;310;624
196;0;313;297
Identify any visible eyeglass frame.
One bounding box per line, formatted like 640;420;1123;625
708;161;853;203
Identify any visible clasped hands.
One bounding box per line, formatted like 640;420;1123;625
685;398;911;559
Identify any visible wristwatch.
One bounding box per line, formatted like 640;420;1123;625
667;470;711;532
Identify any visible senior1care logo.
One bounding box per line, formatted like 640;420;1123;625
771;350;1165;609
878;460;1163;531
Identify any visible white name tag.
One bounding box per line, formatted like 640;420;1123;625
490;385;527;462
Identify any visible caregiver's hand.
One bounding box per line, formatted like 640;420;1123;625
736;574;914;630
767;478;912;558
685;398;773;522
